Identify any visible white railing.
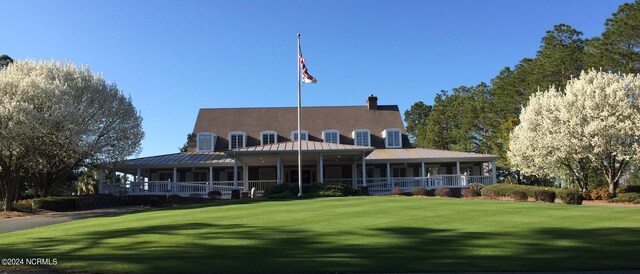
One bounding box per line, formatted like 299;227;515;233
244;180;278;194
351;175;493;195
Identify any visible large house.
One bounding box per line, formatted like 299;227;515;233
99;95;498;198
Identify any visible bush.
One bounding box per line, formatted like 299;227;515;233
589;187;611;200
533;190;556;203
411;187;428;196
482;189;498;199
468;182;484;192
435;188;453;197
125;195;167;206
32;197;78;211
481;183;565;198
609;193;640;204
264;183;357;199
148;198;163;207
561;190;583;205
510;190;528;202
12;199;37;212
461;188;480;198
391;186;404;195
207;190;222;199
622;185;640;193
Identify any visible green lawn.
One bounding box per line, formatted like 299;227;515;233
1;197;639;273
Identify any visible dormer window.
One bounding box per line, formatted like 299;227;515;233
291;130;308;141
197;132;216;152
229;131;247;149
383;128;402;148
260;130;278;145
352;129;370;147
323;130;339;144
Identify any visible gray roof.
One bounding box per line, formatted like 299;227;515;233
366;148;498;163
229;141;374;154
190;104;410;151
114;152;233;168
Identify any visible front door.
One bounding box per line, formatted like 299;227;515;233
290;170;312;183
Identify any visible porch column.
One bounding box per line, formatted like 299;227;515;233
136;168;141;183
112;171;116;184
421;162;426;177
233;159;238;189
243;165;249;191
362;153;367;187
276;155;281;184
319;154;324;184
491;160;497;184
386;162;392;188
456;161;461;175
352;163;357;187
172;167;177;194
98;169;105;194
209;166;213;191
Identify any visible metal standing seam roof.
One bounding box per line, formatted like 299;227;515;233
115;152;234;168
228;141;374;154
366;148;499;162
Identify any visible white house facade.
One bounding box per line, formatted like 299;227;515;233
99;95;498;198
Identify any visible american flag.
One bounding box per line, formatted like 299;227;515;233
299;45;317;84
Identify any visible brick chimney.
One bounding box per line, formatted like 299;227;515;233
366;94;378;110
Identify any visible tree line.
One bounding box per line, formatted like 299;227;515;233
404;1;640;189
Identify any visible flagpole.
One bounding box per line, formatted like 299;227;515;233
297;33;303;197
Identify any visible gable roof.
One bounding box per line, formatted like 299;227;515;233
190;105;410;151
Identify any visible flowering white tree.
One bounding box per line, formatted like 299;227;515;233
0;60;144;211
509;69;640;195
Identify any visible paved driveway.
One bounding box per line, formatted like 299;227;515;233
0;206;143;234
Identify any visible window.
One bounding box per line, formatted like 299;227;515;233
197;132;216;152
228;131;247;149
260;131;278;145
392;167;407;178
352;129;370;146
193;171;208;182
383;128;402;148
291;130;308;141
323;130;339;144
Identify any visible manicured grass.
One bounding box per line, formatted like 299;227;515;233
1;197;639;273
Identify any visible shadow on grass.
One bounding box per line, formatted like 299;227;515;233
1;222;639;273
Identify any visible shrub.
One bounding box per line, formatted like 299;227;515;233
148;198;163;207
468;182;484;192
189;193;204;198
481;183;565;198
319;184;358;197
12;199;37;212
435;188;453;197
32;197;78;211
461;188;480;198
589;187;611;200
510;190;528;202
264;183;357;199
411;187;428;196
167;194;182;203
609;193;640;204
622;185;640;193
207;190;222;199
482;189;498;199
125;195;167;206
533;190;556;203
391;186;404;195
561;190;583;205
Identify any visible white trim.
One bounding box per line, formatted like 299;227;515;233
260;130;278;145
290;130;308;141
196;131;216;152
382;128;402;148
228;131;247;150
322;129;340;144
352;129;371;147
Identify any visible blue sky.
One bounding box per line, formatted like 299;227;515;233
1;0;630;158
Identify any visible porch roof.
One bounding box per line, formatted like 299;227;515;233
228;141;374;154
113;152;233;169
365;148;498;163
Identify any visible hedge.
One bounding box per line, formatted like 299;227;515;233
264;183;357;199
481;184;566;198
32;197;79;211
609;193;640;204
